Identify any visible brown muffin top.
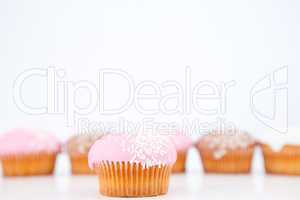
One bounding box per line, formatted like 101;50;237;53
197;129;255;159
66;133;103;155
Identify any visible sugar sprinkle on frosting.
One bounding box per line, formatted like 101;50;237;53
88;133;177;169
197;129;255;159
66;133;103;155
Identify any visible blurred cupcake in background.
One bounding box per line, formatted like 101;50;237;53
66;133;103;175
170;132;193;173
258;127;300;175
196;129;255;174
88;133;177;197
0;129;61;177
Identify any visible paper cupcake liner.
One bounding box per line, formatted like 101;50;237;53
172;151;187;173
198;147;254;174
261;144;300;175
94;161;172;197
70;154;94;175
1;153;57;177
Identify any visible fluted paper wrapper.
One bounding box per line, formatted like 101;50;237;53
198;147;254;174
262;144;300;175
94;161;172;197
1;153;57;177
70;154;94;175
172;151;187;173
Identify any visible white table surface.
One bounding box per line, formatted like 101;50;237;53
0;171;299;200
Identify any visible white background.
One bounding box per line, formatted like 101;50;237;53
0;0;300;199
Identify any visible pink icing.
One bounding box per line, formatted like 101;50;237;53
88;133;177;169
0;129;61;156
170;132;193;152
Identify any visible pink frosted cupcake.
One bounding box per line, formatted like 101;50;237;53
88;133;177;197
0;129;61;176
170;132;193;173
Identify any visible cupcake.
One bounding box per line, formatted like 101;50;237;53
66;133;103;175
170;132;193;173
259;127;300;175
0;129;60;176
88;133;177;197
196;129;255;174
